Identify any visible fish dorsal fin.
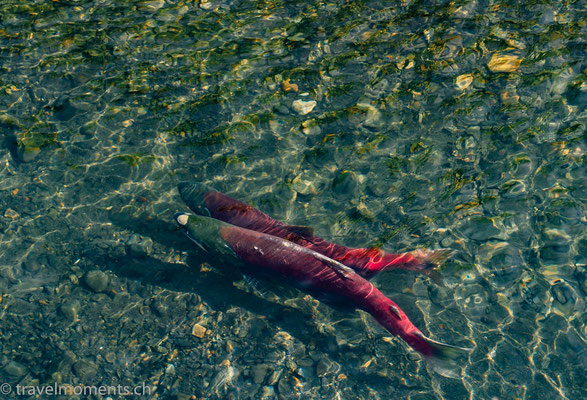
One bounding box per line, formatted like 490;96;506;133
310;252;355;280
284;225;314;237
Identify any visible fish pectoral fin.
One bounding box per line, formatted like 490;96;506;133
223;243;238;258
186;232;208;253
311;253;355;280
284;224;314;238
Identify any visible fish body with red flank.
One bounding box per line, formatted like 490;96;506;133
174;212;469;374
178;182;453;279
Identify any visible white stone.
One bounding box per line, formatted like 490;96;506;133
292;99;316;115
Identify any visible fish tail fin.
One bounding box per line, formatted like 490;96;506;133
416;333;472;378
405;249;456;271
348;248;454;279
178;182;213;216
360;248;455;279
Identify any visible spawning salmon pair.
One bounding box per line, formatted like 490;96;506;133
174;182;471;377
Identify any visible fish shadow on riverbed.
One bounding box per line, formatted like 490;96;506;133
88;214;341;349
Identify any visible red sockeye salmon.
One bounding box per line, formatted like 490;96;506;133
178;182;453;279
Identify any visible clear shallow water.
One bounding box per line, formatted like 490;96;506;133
0;0;585;399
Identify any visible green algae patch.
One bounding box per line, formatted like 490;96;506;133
116;153;157;167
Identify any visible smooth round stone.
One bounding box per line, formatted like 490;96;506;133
500;179;526;198
331;170;359;196
296;357;313;367
126;234;153;258
23;259;42;272
539;243;570;264
488;264;524;290
316;356;338;377
4;361;27;377
552;282;574;305
0;266;17;283
551;281;583;316
72;359;98;380
259;386;275;400
83;270;109;293
487;53;522;72
456;74;474;90
459;216;503;241
18;146;41;163
105;352;116;363
138;0;165;11
428;284;451;306
59;300;80;321
251;363;269;384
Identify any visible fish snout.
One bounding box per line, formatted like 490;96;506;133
174;212;209;253
174;212;190;226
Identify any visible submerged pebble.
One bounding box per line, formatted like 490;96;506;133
428;284;451;306
488;53;522;72
105;352;116;363
267;368;283;385
282;80;298;92
208;360;238;395
138;0;165;11
83;270;109;293
459;216;503;241
331;170;359;196
72;359;98;380
0;0;583;398
59;300;80;321
18;146;41;163
23;259;42;272
4;208;19;219
192;323;207;338
4;361;27;377
251;363;269;384
456;74;474;90
292;99;316;115
259;386;275;399
316;355;339;377
127;234;153;258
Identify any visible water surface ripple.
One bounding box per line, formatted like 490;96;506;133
0;0;585;399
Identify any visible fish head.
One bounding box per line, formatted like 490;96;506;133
174;212;238;260
175;212;209;252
